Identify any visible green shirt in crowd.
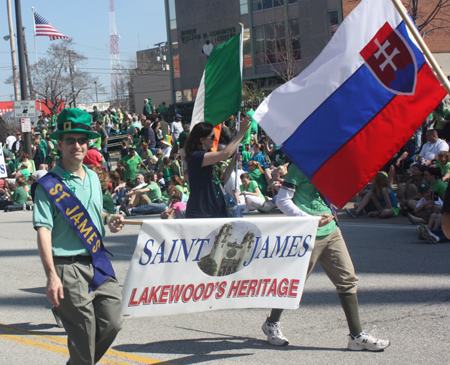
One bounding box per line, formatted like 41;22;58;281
119;154;143;180
146;182;162;202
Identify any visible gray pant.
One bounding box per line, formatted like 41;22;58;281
54;258;123;364
308;227;358;294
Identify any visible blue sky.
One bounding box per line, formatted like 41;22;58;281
0;0;167;102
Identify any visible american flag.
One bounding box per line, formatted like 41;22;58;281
34;12;69;41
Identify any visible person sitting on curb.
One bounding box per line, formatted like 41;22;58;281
346;172;399;218
407;182;442;225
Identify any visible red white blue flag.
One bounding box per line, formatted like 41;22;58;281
34;12;69;41
253;0;447;208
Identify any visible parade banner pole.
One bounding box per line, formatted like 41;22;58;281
235;23;244;193
122;220;143;225
391;0;450;95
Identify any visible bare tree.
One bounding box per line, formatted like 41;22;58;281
242;80;268;107
5;39;104;112
403;0;450;36
261;21;302;83
347;0;450;38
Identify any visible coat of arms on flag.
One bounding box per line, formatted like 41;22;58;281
360;22;417;95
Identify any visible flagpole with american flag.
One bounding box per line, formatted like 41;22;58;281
32;9;70;112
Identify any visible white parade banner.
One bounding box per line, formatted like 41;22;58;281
122;216;320;318
0;143;7;178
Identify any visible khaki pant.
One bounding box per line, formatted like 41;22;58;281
54;258;123;365
307;228;358;294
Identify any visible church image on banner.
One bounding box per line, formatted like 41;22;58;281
198;223;256;277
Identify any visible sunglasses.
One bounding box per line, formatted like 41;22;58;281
63;137;88;145
206;134;216;141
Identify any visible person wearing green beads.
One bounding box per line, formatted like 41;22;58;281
32;108;125;365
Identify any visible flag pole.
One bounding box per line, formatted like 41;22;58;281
235;23;244;193
32;7;41;112
391;0;450;95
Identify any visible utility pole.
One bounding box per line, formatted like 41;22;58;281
15;0;32;156
67;51;77;107
7;0;20;101
22;28;35;100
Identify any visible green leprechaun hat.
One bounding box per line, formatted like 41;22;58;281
49;108;101;140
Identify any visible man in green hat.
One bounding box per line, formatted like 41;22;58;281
33;108;125;364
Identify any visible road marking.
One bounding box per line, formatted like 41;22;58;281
0;323;171;364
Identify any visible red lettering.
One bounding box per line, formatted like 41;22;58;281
227;280;240;298
215;281;227;299
182;284;195;302
193;284;205;301
266;279;278;297
288;279;300;297
278;278;289;297
260;279;271;296
148;286;161;304
159;285;170;304
238;280;250;297
169;285;185;303
203;283;215;300
138;287;149;305
247;280;258;296
128;288;139;306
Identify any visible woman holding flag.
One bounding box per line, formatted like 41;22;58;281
184;118;250;218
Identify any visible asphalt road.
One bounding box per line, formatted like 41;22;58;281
1;210;449;364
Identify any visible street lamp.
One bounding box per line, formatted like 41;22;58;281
94;81;98;103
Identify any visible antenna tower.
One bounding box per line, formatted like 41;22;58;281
109;0;123;99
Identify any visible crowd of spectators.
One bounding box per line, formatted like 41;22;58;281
1;101;290;220
345;101;450;244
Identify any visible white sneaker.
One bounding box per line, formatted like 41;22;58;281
417;225;427;240
423;227;439;244
348;326;390;351
242;209;250;214
262;319;289;346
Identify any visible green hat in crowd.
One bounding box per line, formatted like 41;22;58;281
50;108;100;140
418;182;430;194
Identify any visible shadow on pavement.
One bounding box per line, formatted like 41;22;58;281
113;336;345;364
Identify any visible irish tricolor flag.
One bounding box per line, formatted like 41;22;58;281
191;31;243;140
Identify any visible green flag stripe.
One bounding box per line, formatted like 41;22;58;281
204;33;242;127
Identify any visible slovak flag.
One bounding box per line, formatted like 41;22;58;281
253;0;447;208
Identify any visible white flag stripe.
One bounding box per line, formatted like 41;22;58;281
253;0;403;146
191;71;206;130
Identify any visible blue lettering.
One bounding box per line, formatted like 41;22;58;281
151;240;165;264
243;237;260;267
193;239;210;262
269;236;290;258
255;236;270;259
139;239;154;265
286;236;302;257
174;239;197;263
166;239;179;263
298;235;311;257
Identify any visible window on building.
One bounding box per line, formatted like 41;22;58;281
254;25;265;65
172;42;180;78
252;0;284;11
288;0;297;4
254;20;301;65
168;0;177;30
252;0;262;11
175;91;182;103
240;0;248;14
182;89;193;102
243;28;252;68
328;10;339;38
289;18;301;60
